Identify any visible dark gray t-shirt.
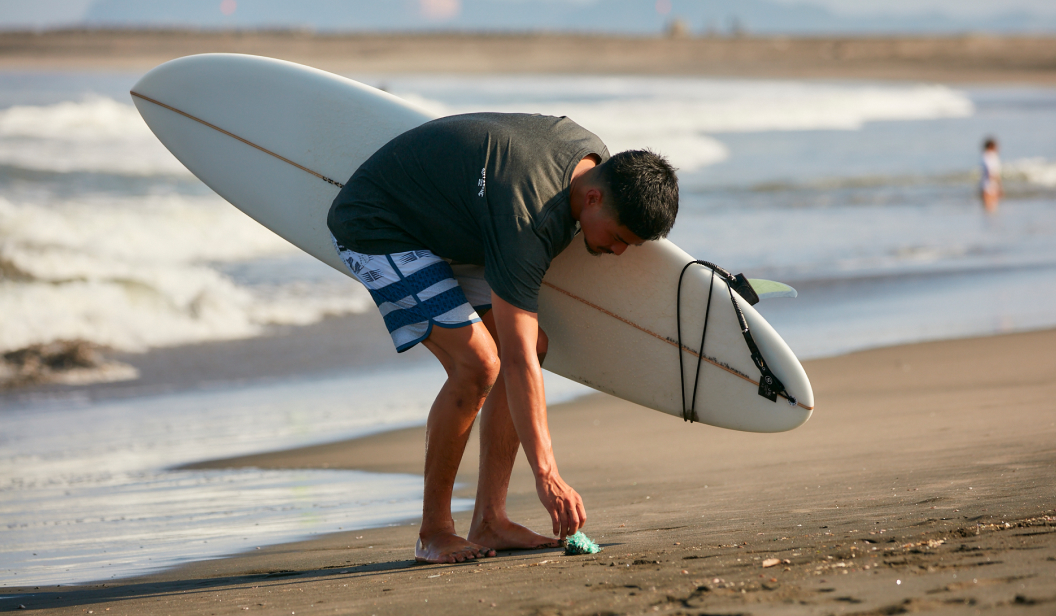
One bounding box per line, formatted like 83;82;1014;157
327;112;609;312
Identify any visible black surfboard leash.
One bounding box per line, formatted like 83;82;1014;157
676;261;715;423
676;260;797;423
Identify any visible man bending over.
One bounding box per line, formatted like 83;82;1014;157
327;112;679;564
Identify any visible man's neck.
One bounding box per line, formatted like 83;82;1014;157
569;155;600;221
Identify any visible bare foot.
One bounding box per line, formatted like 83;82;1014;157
468;517;561;551
415;532;495;564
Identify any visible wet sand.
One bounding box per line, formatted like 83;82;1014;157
1;30;1056;83
3;328;1054;614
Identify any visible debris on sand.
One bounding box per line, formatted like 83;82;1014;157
564;532;602;555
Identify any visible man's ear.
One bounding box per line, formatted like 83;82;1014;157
585;187;603;209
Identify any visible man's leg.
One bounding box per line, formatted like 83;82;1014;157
467;312;561;550
983;188;999;212
416;321;501;564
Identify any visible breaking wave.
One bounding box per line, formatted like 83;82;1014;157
0;194;370;354
0;96;190;175
1005;157;1056;187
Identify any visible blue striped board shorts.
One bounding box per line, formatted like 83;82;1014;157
331;235;492;352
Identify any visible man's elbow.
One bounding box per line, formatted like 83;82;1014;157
499;347;535;372
502;328;547;366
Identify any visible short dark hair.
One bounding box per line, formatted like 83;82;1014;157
983;137;997;150
597;149;679;240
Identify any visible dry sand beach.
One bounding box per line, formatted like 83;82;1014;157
1;30;1055;615
1;30;1055;83
2;329;1054;615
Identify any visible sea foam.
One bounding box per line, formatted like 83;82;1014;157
1005;157;1056;187
0;96;189;175
0;194;370;353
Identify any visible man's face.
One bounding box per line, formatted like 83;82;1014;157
580;204;645;257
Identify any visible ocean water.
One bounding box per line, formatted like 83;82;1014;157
1;71;1055;586
0;359;590;586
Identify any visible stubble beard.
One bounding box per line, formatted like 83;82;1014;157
584;235;603;257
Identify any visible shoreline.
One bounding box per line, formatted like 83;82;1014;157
1;308;1048;403
3;328;1053;614
1;30;1055;84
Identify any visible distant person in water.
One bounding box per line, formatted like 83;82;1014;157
980;138;1002;213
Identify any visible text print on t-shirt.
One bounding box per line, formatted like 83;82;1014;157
477;167;486;198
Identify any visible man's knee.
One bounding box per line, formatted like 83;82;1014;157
425;323;500;396
453;340;501;399
470;350;501;397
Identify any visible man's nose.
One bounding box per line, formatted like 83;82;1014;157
611;242;628;256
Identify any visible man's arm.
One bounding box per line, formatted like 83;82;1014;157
490;291;586;538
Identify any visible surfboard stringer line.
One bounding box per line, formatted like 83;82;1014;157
131;91;346;188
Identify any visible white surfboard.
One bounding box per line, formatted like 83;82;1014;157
131;54;813;433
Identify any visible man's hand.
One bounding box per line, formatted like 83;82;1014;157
491;292;587;538
536;469;586;538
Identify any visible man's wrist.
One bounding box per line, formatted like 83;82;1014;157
530;457;557;482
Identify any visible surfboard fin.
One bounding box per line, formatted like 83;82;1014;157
748;278;798;301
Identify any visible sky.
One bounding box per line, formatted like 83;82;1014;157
1;0;1055;30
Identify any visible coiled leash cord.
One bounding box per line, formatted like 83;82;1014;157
676;261;797;423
